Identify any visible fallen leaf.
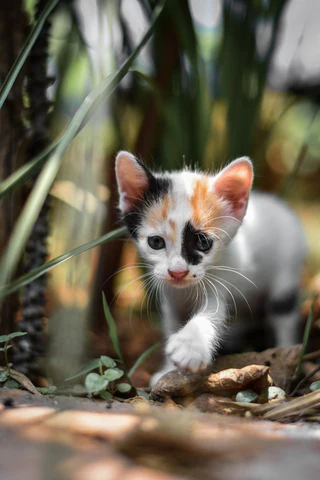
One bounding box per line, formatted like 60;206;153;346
0;367;40;396
150;370;204;400
211;345;302;391
202;365;270;396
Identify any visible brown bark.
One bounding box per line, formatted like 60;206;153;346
0;2;27;334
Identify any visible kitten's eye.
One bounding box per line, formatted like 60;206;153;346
196;234;213;252
148;236;165;250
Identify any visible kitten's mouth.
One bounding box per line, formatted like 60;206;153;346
166;277;197;288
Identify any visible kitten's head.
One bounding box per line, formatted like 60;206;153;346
115;151;253;288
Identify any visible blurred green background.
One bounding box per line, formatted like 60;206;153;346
1;0;320;386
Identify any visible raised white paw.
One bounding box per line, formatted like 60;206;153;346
165;322;213;372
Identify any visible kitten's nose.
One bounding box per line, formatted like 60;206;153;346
168;269;189;280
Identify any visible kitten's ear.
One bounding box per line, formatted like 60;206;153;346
115;151;150;213
214;157;253;220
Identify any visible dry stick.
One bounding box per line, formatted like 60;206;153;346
289;365;320;397
262;390;320;421
303;349;320;361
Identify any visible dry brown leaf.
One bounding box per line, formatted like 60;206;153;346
202;365;270;396
150;346;301;400
211;345;302;391
151;365;271;400
0;367;40;395
150;370;205;400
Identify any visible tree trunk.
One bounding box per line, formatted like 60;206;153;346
0;1;27;337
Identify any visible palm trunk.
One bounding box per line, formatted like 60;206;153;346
12;0;54;379
0;1;27;338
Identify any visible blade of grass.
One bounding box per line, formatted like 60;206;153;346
0;226;127;299
0;0;166;290
0;140;59;200
296;302;314;377
0;0;59;110
65;358;102;381
129;341;162;377
102;292;133;387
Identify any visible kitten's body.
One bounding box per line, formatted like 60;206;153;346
115;152;306;385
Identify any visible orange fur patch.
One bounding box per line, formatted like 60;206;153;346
190;177;224;232
145;194;171;230
168;219;177;244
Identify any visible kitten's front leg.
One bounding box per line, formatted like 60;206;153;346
166;299;226;372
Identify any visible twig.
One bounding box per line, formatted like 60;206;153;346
262;390;320;421
303;349;320;361
290;365;320;397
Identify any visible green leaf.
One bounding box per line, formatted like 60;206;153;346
0;0;167;290
136;388;149;400
4;379;20;389
0;370;9;382
297;303;314;377
129;341;162;377
85;373;109;394
100;356;116;368
103;368;124;382
117;383;132;393
65;358;102;381
310;381;320;392
0;345;12;352
235;390;258;403
102;293;133;389
99;391;113;400
0;140;59;201
0;0;59;110
0;332;28;343
0;227;127;299
102;292;123;363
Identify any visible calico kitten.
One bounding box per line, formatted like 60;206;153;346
115;151;306;385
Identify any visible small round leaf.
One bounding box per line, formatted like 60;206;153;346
100;391;113;400
85;373;109;393
0;370;9;382
100;356;116;368
235;389;258;403
4;379;20;389
117;383;132;393
310;381;320;392
103;368;124;381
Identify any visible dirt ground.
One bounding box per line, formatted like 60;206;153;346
0;388;319;480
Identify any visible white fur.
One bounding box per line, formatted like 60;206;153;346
115;154;306;386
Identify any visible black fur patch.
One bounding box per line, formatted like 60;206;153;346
269;291;299;315
122;160;171;238
181;222;203;265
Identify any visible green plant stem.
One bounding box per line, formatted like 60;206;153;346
129;341;162;377
0;226;127;299
281;106;320;196
296;303;314;377
102;292;133;388
0;0;59;110
4;340;11;376
0;140;59;200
